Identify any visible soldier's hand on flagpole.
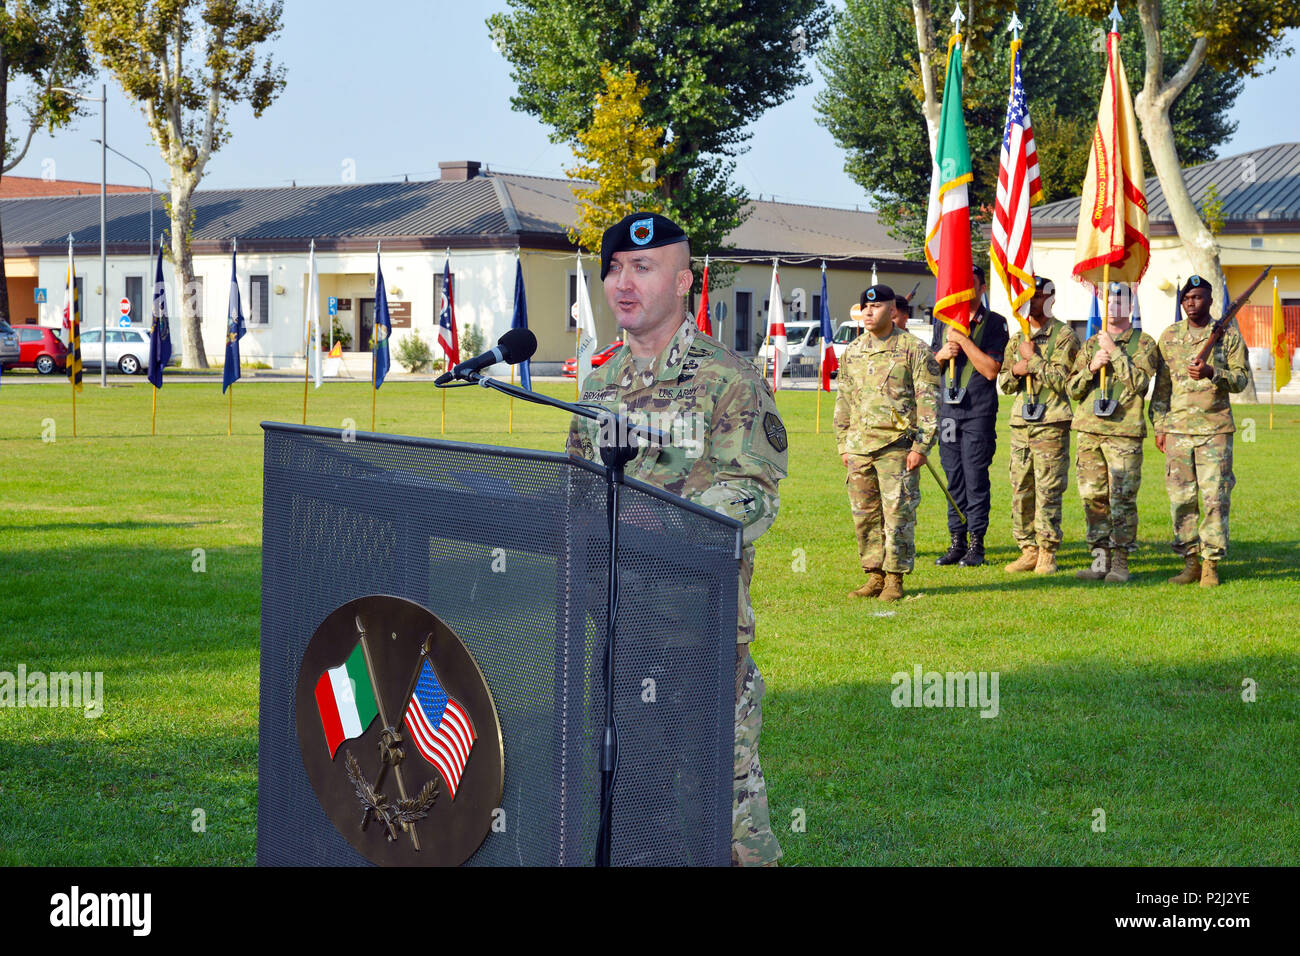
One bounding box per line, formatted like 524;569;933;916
1018;339;1035;360
1155;432;1167;453
1188;358;1212;380
1089;349;1111;373
935;340;961;361
1013;359;1030;377
906;451;925;471
1097;329;1117;353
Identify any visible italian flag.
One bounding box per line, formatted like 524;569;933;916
314;643;379;758
924;32;976;334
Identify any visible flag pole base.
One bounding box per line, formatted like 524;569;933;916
1020;402;1046;421
943;385;967;404
1093;398;1118;417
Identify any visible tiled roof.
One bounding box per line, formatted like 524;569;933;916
1033;143;1300;231
0;176;150;198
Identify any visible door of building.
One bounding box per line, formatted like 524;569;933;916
358;298;375;353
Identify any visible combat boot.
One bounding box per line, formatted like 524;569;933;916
1200;559;1220;588
878;572;905;602
1033;548;1058;575
1075;547;1109;580
850;570;885;598
1004;546;1039;573
935;530;967;566
958;533;986;567
1104;549;1130;583
1169;553;1201;585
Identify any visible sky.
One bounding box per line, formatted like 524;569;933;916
12;1;1300;211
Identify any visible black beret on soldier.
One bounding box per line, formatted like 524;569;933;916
1180;275;1207;299
861;284;895;306
600;212;690;280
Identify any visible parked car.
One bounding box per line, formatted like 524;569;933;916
830;320;866;369
0;320;18;368
561;341;624;378
5;325;68;374
78;327;152;375
762;320;824;376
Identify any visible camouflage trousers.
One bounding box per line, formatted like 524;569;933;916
1008;423;1070;550
1164;432;1235;561
1075;432;1143;552
845;445;921;574
733;644;781;866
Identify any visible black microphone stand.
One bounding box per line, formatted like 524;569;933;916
436;369;664;867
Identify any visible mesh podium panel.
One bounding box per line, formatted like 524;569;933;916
258;423;741;866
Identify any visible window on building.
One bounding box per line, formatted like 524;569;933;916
124;275;143;325
249;275;269;325
735;291;752;353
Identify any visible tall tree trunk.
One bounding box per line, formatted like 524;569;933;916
0;189;10;327
0;61;10;327
1132;0;1256;400
911;0;942;156
169;184;208;369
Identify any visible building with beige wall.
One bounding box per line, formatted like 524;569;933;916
3;160;935;374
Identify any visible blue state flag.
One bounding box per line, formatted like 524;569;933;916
373;251;392;388
1086;287;1101;339
147;241;172;389
1174;277;1182;323
511;256;531;391
222;246;245;393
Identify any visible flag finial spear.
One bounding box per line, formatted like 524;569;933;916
1108;2;1122;31
951;4;965;28
1008;12;1023;39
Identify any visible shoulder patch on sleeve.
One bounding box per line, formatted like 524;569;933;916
763;411;788;453
926;355;942;376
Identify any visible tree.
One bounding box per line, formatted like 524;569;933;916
0;1;93;325
489;0;832;279
817;0;1243;256
564;64;671;253
84;0;285;369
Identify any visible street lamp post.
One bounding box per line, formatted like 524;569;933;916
93;138;154;264
53;83;108;386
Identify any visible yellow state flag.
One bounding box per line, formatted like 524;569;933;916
1072;29;1149;289
1274;280;1291;390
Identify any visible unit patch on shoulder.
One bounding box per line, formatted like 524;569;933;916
763;412;788;453
926;355;942;376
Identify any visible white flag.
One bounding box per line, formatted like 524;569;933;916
305;240;321;387
766;259;787;390
575;255;597;388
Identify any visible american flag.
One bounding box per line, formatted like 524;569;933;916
437;257;460;366
403;660;476;799
990;42;1043;337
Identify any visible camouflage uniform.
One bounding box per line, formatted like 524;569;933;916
998;319;1080;550
833;327;940;574
567;318;787;866
1149;321;1249;560
1066;327;1159;553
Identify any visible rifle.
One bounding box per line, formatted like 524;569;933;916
888;408;965;523
1194;265;1273;365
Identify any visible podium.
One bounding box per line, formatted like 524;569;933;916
257;422;741;866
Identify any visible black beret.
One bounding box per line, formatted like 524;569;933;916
972;264;986;284
1033;275;1054;293
600;212;689;280
1180;275;1207;299
861;284;895;306
894;295;910;311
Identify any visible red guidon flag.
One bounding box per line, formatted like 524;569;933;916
1072;27;1149;290
924;32;976;335
696;258;712;335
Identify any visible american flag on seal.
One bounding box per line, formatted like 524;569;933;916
403;660;477;798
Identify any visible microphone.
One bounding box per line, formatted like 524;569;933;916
437;328;536;385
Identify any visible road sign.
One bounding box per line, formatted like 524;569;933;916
119;297;131;316
119;316;132;328
34;288;47;304
328;296;338;316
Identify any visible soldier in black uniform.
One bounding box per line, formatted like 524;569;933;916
930;265;1010;566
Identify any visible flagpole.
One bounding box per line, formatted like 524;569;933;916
509;364;515;434
302;240;312;425
1271;276;1277;429
228;384;232;436
152;385;157;436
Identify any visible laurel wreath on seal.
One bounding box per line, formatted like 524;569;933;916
345;750;440;841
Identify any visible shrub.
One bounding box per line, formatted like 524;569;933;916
396;330;433;372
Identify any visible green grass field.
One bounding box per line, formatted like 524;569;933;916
1;375;1296;865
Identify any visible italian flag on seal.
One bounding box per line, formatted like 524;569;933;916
924;31;976;334
314;643;379;758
